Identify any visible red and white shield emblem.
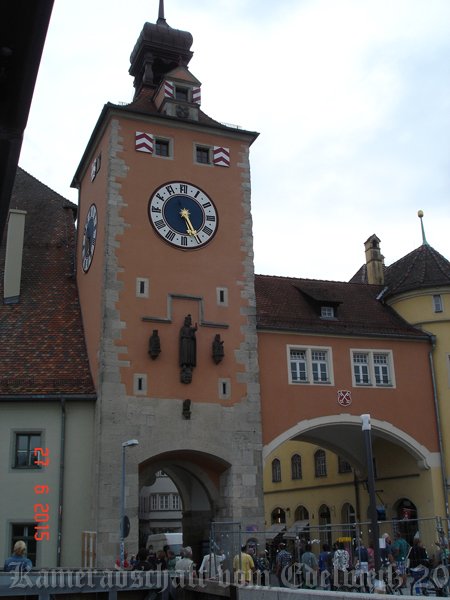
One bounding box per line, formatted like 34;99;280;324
337;390;352;406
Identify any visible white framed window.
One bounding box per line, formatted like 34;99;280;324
151;494;158;510
288;345;333;385
321;306;335;319
171;494;181;510
136;278;149;298
216;287;228;307
351;349;395;387
159;494;170;510
433;294;443;313
218;378;231;400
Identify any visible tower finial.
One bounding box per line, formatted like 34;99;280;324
157;0;167;25
417;210;428;246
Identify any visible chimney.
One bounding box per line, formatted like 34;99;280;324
364;234;384;285
3;209;26;304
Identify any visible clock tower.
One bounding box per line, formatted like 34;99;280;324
73;4;264;565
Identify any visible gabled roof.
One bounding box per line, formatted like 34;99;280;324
255;274;429;340
0;168;95;397
383;244;450;297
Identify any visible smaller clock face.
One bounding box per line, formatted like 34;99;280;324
81;204;98;272
148;182;218;249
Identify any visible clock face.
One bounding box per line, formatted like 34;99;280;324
148;182;218;249
81;204;98;272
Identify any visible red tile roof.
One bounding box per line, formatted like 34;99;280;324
255;274;429;340
0;168;96;397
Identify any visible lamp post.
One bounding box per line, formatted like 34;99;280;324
120;439;139;568
361;415;381;574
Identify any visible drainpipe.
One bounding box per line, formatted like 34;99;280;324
428;336;450;530
57;398;66;566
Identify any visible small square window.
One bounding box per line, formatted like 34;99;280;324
196;146;210;164
14;433;42;468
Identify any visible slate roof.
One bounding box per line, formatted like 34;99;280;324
383;244;450;297
349;243;450;298
255;275;429;340
0;168;96;397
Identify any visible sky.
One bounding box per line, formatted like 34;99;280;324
20;0;450;281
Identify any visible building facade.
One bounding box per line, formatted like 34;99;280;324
1;6;449;569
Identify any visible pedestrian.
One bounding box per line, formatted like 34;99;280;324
332;541;350;588
253;550;269;585
4;540;32;572
354;538;370;591
275;542;293;587
391;530;410;588
318;543;333;589
199;550;224;579
233;544;255;585
301;543;318;589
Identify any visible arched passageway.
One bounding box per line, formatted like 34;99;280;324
139;450;231;561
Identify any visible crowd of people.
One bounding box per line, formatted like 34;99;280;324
5;530;449;594
115;545;196;574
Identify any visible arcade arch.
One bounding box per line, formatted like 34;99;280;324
262;415;444;538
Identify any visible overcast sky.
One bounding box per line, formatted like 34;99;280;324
20;0;450;281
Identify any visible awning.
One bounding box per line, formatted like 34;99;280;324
283;520;310;539
265;523;286;540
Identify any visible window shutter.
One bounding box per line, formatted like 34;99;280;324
192;86;201;105
164;80;175;99
135;132;154;154
213;146;230;167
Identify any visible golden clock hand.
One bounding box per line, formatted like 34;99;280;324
180;208;201;241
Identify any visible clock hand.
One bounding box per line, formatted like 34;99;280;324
180;208;201;242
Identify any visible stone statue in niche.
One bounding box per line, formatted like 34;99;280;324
179;314;197;384
212;334;224;364
148;329;161;359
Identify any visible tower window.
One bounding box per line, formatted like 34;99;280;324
216;287;228;306
195;146;211;165
175;86;189;101
218;378;231;400
133;374;147;395
136;278;149;298
155;139;170;157
433;295;443;313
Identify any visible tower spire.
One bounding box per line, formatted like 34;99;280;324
157;0;167;25
417;210;428;246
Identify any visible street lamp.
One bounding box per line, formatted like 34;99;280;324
120;439;139;568
361;415;381;575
